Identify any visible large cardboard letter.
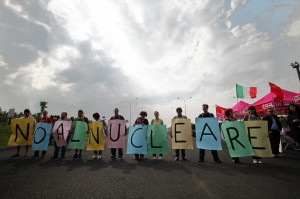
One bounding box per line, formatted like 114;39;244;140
52;121;72;147
221;121;255;157
127;125;147;154
107;120;126;148
67;121;88;150
8;118;35;146
171;118;193;149
195;118;222;150
147;125;168;154
244;121;272;157
87;122;104;151
32;123;53;151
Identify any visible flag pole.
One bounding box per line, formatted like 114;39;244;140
235;83;240;120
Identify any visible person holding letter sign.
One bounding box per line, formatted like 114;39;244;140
51;112;71;159
11;109;36;158
198;104;222;163
223;109;240;163
33;110;52;158
243;106;262;164
92;112;107;160
171;107;187;161
151;111;164;160
286;103;300;151
134;111;149;160
71;110;89;158
110;108;126;160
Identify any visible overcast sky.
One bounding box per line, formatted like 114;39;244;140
1;0;300;126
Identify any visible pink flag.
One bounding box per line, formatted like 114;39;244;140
107;120;126;148
52;121;72;147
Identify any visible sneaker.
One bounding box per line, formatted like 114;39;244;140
159;156;163;160
72;154;78;158
258;160;263;164
253;159;258;164
174;157;179;161
110;155;116;160
92;155;97;159
11;154;20;158
153;156;157;160
97;155;102;159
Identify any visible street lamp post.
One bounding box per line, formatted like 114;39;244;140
130;98;138;126
177;97;192;116
291;61;300;82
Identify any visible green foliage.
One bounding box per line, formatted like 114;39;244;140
0;107;8;123
39;101;48;113
0;124;10;146
279;116;288;128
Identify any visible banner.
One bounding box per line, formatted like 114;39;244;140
244;121;272;157
87;122;105;151
107;120;126;148
171;118;193;149
221;121;255;157
147;125;168;154
195;118;222;150
8;118;35;146
127;125;147;154
68;121;88;150
32;123;53;151
52;121;72;147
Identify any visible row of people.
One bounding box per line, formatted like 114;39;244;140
11;103;299;164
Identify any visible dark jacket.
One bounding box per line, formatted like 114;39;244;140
263;115;282;131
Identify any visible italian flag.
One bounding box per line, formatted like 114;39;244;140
236;84;257;99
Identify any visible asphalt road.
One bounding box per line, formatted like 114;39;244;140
0;140;300;199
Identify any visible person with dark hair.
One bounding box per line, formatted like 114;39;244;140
223;108;240;163
263;108;282;157
33;110;52;158
286;103;300;150
134;111;149;160
244;106;262;164
198;104;222;163
71;110;89;158
92;112;107;160
110;108;126;160
51;112;71;159
151;111;164;160
171;107;188;161
12;109;36;158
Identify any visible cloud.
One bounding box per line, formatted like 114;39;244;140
0;0;300;126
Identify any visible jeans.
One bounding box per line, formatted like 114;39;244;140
54;142;66;157
111;148;123;158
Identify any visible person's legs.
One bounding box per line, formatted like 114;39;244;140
212;150;222;163
12;146;21;157
52;142;59;158
61;146;66;158
118;148;123;158
111;148;116;159
199;149;205;161
181;149;186;160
